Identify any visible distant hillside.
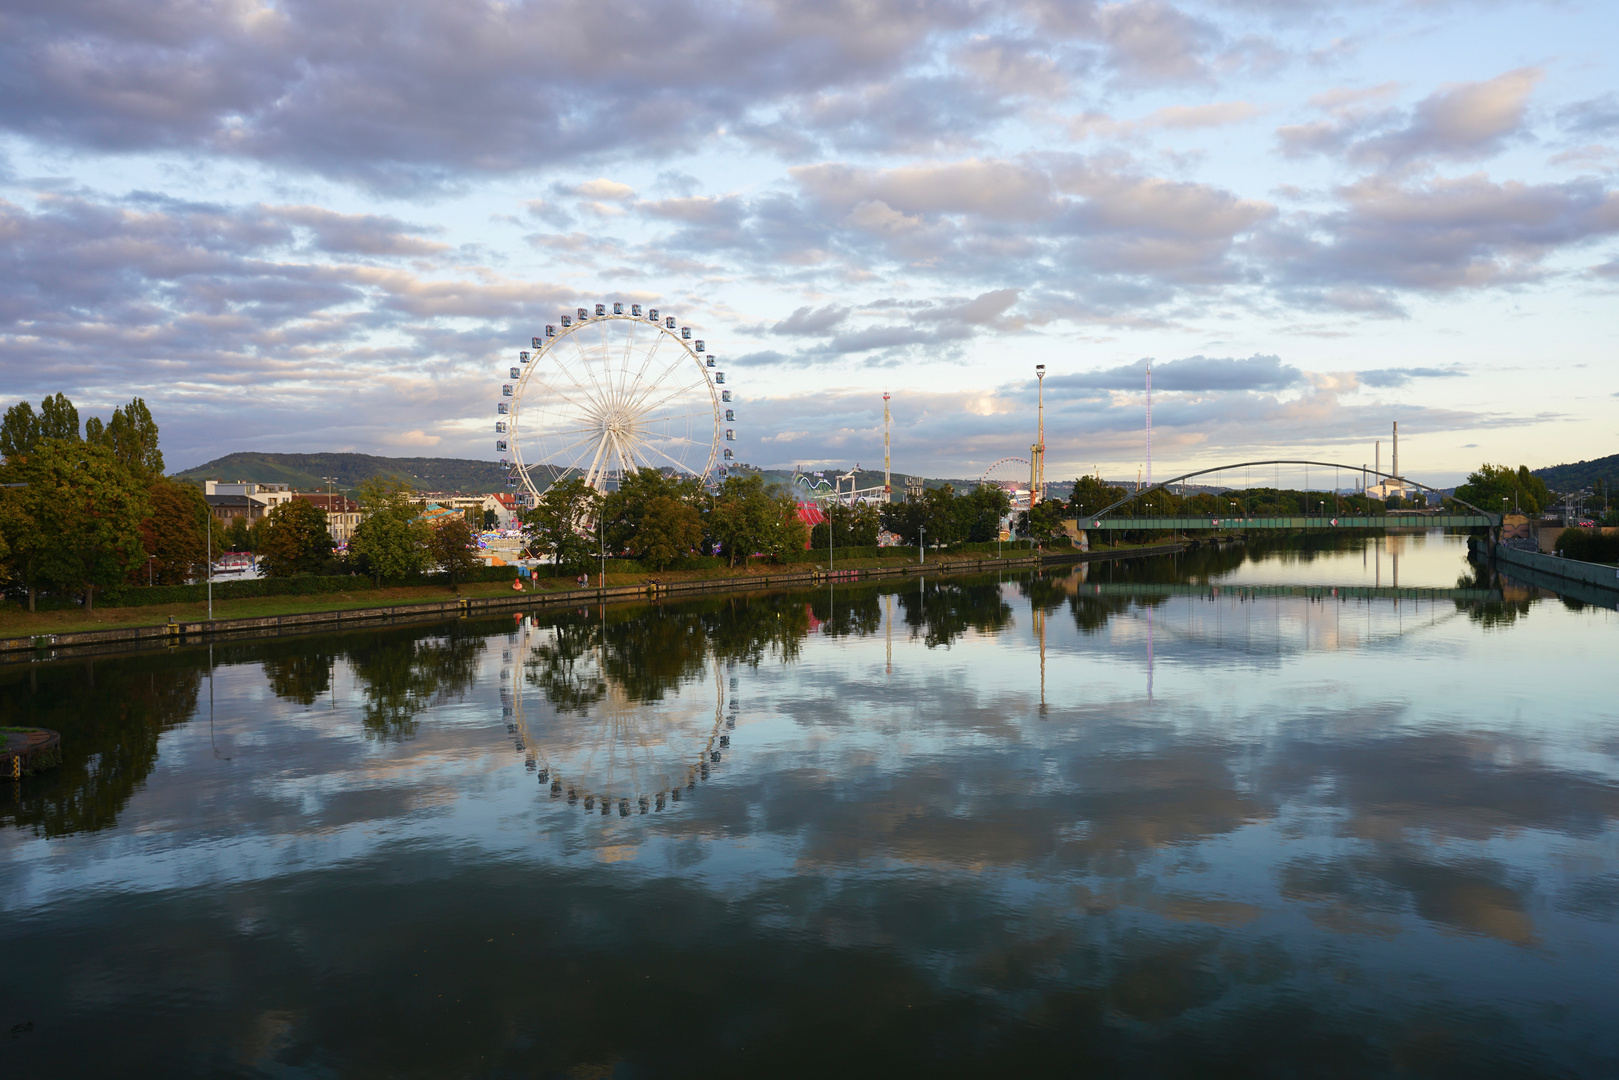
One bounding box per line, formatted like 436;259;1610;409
1531;452;1619;492
172;452;526;494
171;452;1143;499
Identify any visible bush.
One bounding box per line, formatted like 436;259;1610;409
1553;528;1619;564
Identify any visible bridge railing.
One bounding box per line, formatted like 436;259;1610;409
1080;459;1500;525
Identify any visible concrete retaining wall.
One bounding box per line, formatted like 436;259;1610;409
1495;544;1619;592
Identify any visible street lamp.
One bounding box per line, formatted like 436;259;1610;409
918;525;925;565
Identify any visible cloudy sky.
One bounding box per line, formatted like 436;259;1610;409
2;0;1615;485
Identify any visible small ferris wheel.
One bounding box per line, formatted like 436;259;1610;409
495;302;734;502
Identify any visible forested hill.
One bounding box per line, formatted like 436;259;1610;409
172;452;515;493
1532;453;1619;492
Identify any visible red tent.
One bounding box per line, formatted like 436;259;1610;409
795;502;825;549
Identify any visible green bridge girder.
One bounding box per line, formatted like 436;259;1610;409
1082;514;1493;531
1080;582;1500;603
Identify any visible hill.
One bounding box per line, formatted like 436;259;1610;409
1531;452;1619;492
172;452;520;494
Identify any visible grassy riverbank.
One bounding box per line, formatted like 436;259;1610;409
1;544;1178;637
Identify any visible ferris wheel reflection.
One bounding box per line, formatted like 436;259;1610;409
501;610;735;816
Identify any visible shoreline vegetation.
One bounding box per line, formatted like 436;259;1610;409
0;540;1184;639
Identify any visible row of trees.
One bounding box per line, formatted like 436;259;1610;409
525;472;810;574
248;478;483;588
0;395;202;609
0;395;488;609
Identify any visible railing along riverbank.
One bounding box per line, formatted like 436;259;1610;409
0;542;1193;662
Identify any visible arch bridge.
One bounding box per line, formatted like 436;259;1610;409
1081;460;1498;532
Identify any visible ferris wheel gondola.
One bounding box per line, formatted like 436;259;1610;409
499;304;730;502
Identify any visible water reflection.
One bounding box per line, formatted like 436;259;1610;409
513;609;730;811
2;535;1617;1078
346;628;484;740
0;655;200;837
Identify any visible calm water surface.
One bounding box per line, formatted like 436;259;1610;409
3;534;1617;1078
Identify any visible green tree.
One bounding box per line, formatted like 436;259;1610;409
138;477;209;585
350;476;431;583
427;516;480;591
958;483;1011;542
259;500;335;577
225;515;254;552
1068;475;1126;518
10;438;149;610
524;477;603;577
707;474;805;566
1455;463;1547;516
810;502;883;548
601;469;706;553
1017;499;1069;545
98;398;164;479
482;508;499;530
630;494;705;569
880;496;928;546
921;484;965;545
37;393;80;441
1;401;40;459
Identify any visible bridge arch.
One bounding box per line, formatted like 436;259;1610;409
1087;460;1497;522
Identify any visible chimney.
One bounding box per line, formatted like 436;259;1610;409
1392;422;1399;486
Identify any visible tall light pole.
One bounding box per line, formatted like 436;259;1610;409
206;511;213;620
918;525;925;565
1030;365;1046;506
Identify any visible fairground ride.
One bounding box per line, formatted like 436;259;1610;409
495;302;733;503
979;456;1033;510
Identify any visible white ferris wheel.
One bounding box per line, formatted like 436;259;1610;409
495;302;735;501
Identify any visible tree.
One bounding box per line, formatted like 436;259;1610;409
810;502;882;548
10;438;149;610
524;477;602;577
482;508;499;530
98;398;164;479
602;469;706;553
139;477;209;585
350;476;431;583
706;474;805;567
37;393;80;441
1068;475;1126;518
958;483;1011;542
225;515;254;552
921;484;965;545
428;516;480;591
1455;463;1548;516
1018;499;1069;545
259;500;335;576
1;401;40;460
629;494;704;569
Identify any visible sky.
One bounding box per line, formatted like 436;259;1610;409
1;0;1615;488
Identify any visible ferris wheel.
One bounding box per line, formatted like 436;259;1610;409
979;456;1033;509
495;302;734;501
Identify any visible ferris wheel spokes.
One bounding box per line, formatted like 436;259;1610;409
499;306;729;502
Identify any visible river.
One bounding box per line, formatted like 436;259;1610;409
2;533;1615;1078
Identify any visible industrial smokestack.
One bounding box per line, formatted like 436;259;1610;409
1392;422;1399;486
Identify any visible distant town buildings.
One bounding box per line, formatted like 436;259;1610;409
294;492;364;543
203;480;295;524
